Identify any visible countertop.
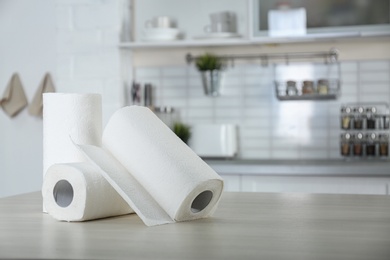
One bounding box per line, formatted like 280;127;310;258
1;191;390;259
206;159;390;176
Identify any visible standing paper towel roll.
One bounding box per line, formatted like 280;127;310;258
43;163;133;221
76;106;224;226
43;93;102;177
42;93;102;212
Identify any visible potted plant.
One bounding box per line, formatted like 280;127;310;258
195;53;224;96
173;122;191;144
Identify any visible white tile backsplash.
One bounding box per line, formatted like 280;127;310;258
359;61;390;71
340;62;358;73
134;60;390;160
215;97;242;107
360;71;390;82
161;66;187;77
135;67;160;78
360;83;390;94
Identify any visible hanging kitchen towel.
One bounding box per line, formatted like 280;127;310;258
0;73;28;117
29;72;56;117
42;93;102;213
75;106;224;226
42;162;133;221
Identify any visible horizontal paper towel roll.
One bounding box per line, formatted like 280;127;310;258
43;93;102;177
43;163;133;221
77;106;224;226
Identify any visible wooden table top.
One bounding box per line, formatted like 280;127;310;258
1;191;390;260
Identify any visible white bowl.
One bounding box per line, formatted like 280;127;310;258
142;28;180;41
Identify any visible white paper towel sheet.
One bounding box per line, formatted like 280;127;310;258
43;163;133;221
76;106;224;226
43;93;102;177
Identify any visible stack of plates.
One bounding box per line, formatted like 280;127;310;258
142;28;180;41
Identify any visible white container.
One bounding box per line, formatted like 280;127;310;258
188;124;238;158
268;7;306;37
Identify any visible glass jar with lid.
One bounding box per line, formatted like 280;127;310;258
341;106;352;130
353;132;364;156
366;133;377;156
286;80;298;96
317;79;329;95
366;107;377;129
302;80;314;95
379;134;389;157
341;133;351;156
353;106;364;130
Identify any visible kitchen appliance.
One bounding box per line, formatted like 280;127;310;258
188;124;238;158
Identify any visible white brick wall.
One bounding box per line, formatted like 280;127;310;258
55;0;124;123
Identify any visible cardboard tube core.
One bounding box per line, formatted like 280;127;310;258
53;180;74;208
191;190;213;213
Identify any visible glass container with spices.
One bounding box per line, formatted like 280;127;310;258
379;134;389;157
383;115;390;129
341;106;352;130
353;106;364;130
317;79;329;95
302;80;314;95
366;133;377;156
353;133;364;156
341;133;351;156
286;80;298;96
366;107;377;129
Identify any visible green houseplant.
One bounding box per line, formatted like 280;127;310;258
195;53;224;96
173;122;191;144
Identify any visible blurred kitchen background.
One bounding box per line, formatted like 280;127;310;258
1;0;390;197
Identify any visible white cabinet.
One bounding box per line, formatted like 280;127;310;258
241;176;389;195
220;174;390;195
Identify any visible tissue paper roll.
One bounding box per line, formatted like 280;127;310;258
101;106;223;224
43;163;133;221
43;93;102;177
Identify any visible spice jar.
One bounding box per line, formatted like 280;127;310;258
341;133;351;156
317;79;329;94
286;80;298;96
341;106;352;130
353;133;364;156
366;133;377;156
353;107;364;130
302;80;314;94
379;134;389;157
383;115;390;129
366;107;377;129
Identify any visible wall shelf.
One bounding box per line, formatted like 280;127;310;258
119;32;390;50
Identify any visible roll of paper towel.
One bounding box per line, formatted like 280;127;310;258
76;106;224;226
43;163;133;221
43;93;102;178
42;93;132;217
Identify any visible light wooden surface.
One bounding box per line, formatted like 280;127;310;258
1;192;390;259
